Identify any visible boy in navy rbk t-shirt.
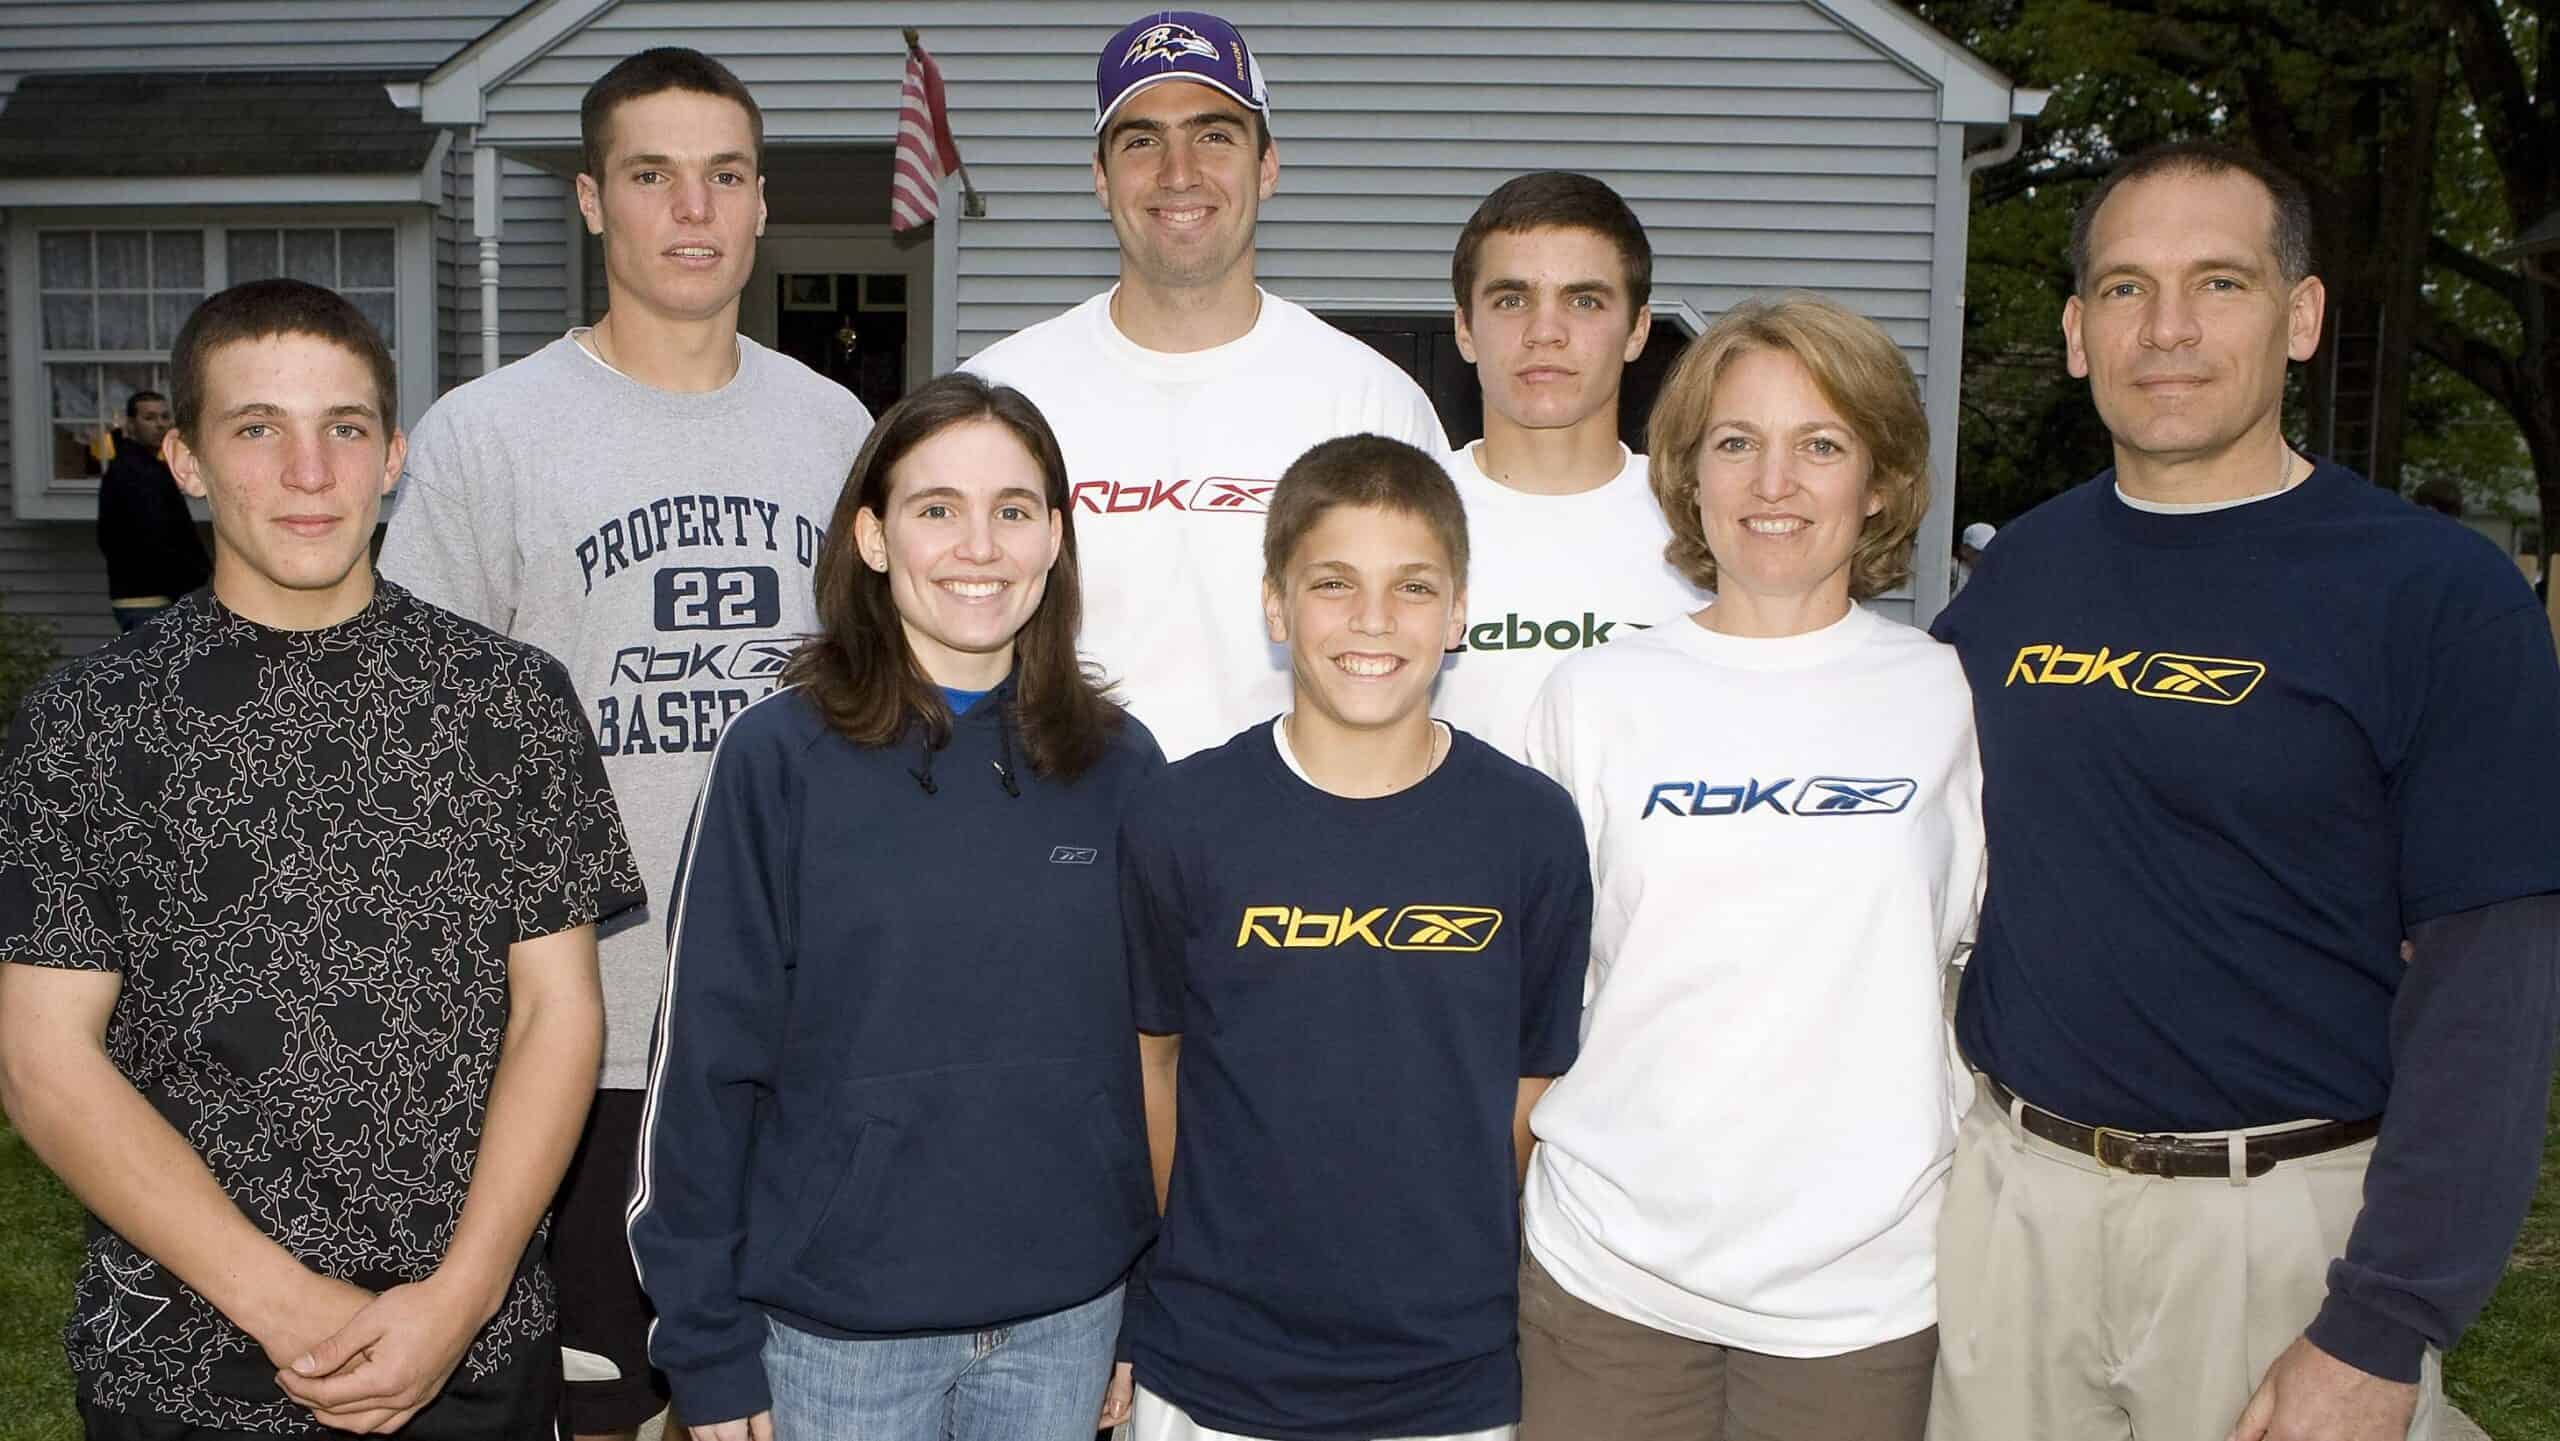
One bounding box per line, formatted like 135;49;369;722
1119;436;1593;1441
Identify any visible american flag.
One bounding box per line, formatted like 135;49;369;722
891;34;969;233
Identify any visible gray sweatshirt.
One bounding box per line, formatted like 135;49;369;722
382;332;872;1088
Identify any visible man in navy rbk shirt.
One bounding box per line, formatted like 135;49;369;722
1119;435;1591;1441
1927;141;2560;1441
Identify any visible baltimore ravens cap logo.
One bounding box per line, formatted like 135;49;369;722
1124;21;1219;65
1095;10;1271;133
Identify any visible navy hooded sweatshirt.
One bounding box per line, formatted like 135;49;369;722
628;681;1164;1424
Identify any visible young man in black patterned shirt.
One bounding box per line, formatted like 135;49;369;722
0;278;644;1441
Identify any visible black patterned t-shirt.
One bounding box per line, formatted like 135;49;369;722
0;579;644;1433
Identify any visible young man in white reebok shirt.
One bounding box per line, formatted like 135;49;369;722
965;10;1447;761
1433;172;1709;760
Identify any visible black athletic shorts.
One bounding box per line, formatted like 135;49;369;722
553;1088;668;1435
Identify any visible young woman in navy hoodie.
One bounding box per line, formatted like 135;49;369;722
627;372;1163;1441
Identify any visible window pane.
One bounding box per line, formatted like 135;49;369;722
39;232;90;289
56;425;109;481
152;230;205;289
152;292;200;350
103;364;155;422
41;293;94;349
283;228;336;285
229;229;280;283
49;364;99;422
341;228;395;288
352;290;396;346
97;231;147;289
98;293;149;350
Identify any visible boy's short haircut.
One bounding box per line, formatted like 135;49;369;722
1647;291;1929;600
126;389;167;418
1451;171;1653;315
1262;434;1469;588
169;278;397;439
581;46;766;180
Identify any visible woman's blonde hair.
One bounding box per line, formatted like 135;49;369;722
1647;292;1931;599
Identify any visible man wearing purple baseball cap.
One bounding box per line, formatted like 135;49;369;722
966;9;1449;762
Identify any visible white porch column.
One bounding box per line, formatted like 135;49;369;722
473;136;501;376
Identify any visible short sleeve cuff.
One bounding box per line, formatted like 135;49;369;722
2305;1291;2427;1384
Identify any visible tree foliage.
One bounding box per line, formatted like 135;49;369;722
1909;0;2545;561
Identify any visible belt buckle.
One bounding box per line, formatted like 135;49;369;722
2090;1124;2140;1173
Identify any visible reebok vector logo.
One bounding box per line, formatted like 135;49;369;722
1235;904;1506;952
1641;776;1917;819
2005;644;2266;706
1069;477;1274;515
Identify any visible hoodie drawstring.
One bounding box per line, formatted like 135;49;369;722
909;696;1022;799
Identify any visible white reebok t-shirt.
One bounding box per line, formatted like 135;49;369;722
965;290;1449;760
1521;602;1983;1356
1434;442;1708;760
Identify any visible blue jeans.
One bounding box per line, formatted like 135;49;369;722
761;1283;1122;1441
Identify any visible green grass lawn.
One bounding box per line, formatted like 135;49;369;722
0;1085;2554;1439
0;1121;82;1441
2442;1070;2560;1441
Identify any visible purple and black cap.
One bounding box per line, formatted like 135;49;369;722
1094;10;1270;134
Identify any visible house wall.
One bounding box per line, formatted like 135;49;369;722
436;138;581;389
0;1;520;72
471;1;1947;370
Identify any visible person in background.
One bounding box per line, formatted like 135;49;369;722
966;10;1448;763
95;389;209;631
1431;172;1707;760
381;47;874;1441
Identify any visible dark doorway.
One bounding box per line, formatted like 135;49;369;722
1321;311;1694;453
774;270;908;420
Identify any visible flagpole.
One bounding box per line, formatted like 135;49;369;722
902;27;983;219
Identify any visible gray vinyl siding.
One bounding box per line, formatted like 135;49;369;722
0;228;110;657
471;0;1947;367
435;139;580;390
0;2;520;73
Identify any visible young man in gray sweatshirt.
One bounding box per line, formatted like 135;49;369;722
379;47;872;1441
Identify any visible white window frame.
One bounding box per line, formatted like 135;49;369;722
8;205;434;523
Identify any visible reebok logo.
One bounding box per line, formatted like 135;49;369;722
1641;776;1917;819
1069;477;1274;515
2005;644;2266;706
1234;904;1506;952
1049;846;1099;865
1450;612;1649;654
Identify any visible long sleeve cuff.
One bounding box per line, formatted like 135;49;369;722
2305;1289;2427;1384
667;1344;774;1430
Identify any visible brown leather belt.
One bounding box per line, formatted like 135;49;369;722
1981;1075;2381;1180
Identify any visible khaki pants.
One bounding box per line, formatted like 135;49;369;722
1928;1075;2442;1441
1517;1250;1936;1441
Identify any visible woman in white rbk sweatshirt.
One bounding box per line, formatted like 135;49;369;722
1515;293;1983;1441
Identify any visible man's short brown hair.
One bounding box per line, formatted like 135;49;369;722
1262;435;1469;588
1452;171;1652;315
581;47;765;180
2069;140;2313;293
169;279;397;439
1647;292;1929;600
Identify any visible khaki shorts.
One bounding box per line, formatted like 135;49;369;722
1927;1075;2441;1441
1517;1249;1935;1441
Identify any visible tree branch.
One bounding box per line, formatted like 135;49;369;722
2409;298;2523;414
2431;232;2530;312
2439;0;2537;205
